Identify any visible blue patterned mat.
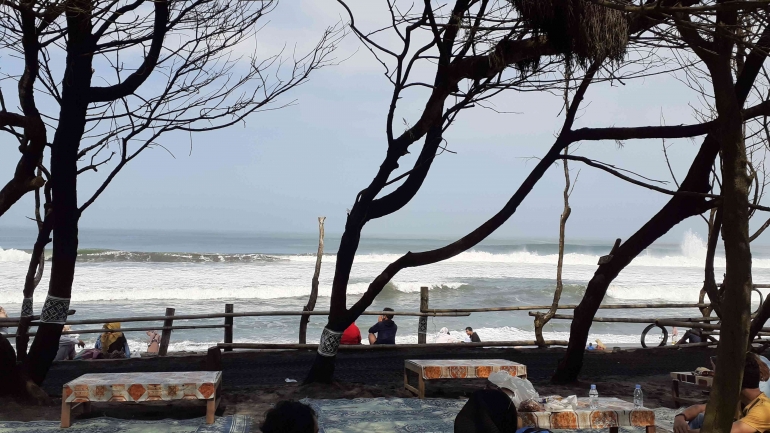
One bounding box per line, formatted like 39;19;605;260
0;415;251;433
303;398;677;433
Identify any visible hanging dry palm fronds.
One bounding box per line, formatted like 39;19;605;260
512;0;629;67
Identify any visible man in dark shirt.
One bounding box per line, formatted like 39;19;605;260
465;327;481;342
368;307;397;344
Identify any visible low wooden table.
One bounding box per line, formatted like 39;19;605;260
404;359;527;399
519;397;656;433
670;371;712;408
61;371;222;428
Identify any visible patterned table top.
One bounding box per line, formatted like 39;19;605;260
63;371;222;403
670;372;714;387
519;397;655;429
405;359;527;380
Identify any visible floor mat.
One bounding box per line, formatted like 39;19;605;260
305;398;676;433
0;415;251;433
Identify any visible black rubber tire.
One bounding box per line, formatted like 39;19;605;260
641;324;668;348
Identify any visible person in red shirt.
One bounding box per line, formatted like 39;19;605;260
340;322;362;345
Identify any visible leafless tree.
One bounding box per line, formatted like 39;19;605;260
0;0;341;395
304;0;770;384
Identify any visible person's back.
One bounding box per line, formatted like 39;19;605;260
340;323;361;345
368;308;397;345
455;389;519;433
369;318;397;344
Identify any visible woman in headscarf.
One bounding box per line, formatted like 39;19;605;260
595;339;607;351
455;389;521;433
95;323;130;358
436;327;457;344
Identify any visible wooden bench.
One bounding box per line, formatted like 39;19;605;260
61;371;222;428
670;371;712;408
404;359;527;399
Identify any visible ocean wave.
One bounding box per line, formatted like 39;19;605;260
0;248;31;262
114;326;641;352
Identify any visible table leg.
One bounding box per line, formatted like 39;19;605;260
206;397;216;424
609;427;619;433
61;397;71;428
418;375;425;399
646;425;656;433
672;379;680;409
404;369;408;392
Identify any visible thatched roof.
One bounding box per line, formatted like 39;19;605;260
512;0;630;67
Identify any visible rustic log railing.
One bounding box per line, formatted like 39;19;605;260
2;283;757;356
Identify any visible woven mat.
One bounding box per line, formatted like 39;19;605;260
305;398;678;433
0;415;251;433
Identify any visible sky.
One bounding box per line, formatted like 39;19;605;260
0;0;759;246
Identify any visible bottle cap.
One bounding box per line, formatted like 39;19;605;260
591;384;596;389
635;384;641;389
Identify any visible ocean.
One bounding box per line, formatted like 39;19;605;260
1;227;768;353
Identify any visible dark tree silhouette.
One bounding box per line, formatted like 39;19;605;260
0;0;340;394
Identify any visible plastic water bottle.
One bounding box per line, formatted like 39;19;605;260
634;384;643;408
589;384;599;409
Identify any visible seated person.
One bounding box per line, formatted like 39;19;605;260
261;400;318;433
466;327;481;342
586;343;596;351
436;327;457;343
340;322;361;345
674;355;770;433
368;308;397;345
146;330;161;354
95;322;131;358
55;325;85;361
675;328;703;345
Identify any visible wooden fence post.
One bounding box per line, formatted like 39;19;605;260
224;304;234;352
158;307;175;356
418;286;429;344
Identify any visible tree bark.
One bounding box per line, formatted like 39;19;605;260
300;217;325;344
24;0;93;385
535;147;572;347
701;7;753;430
700;207;723;318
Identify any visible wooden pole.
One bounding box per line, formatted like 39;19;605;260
217;340;571;350
158;307;175;356
300;217;325;344
29;310;467;327
206;346;223;371
418;286;429;344
428;303;708;313
224;304;233;352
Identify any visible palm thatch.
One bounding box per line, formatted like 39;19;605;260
512;0;629;67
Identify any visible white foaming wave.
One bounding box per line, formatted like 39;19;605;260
120;326;640;351
0;247;31;262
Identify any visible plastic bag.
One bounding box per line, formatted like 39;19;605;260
545;395;577;412
488;371;539;407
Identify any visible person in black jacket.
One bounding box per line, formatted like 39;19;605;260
466;327;481;342
368;308;397;344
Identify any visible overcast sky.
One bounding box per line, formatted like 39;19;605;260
0;0;755;245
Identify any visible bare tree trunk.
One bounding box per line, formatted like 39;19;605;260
24;0;93;385
300;217;325;344
701;13;753;428
535;147;572;347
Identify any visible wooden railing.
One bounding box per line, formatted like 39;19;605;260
1;284;762;355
